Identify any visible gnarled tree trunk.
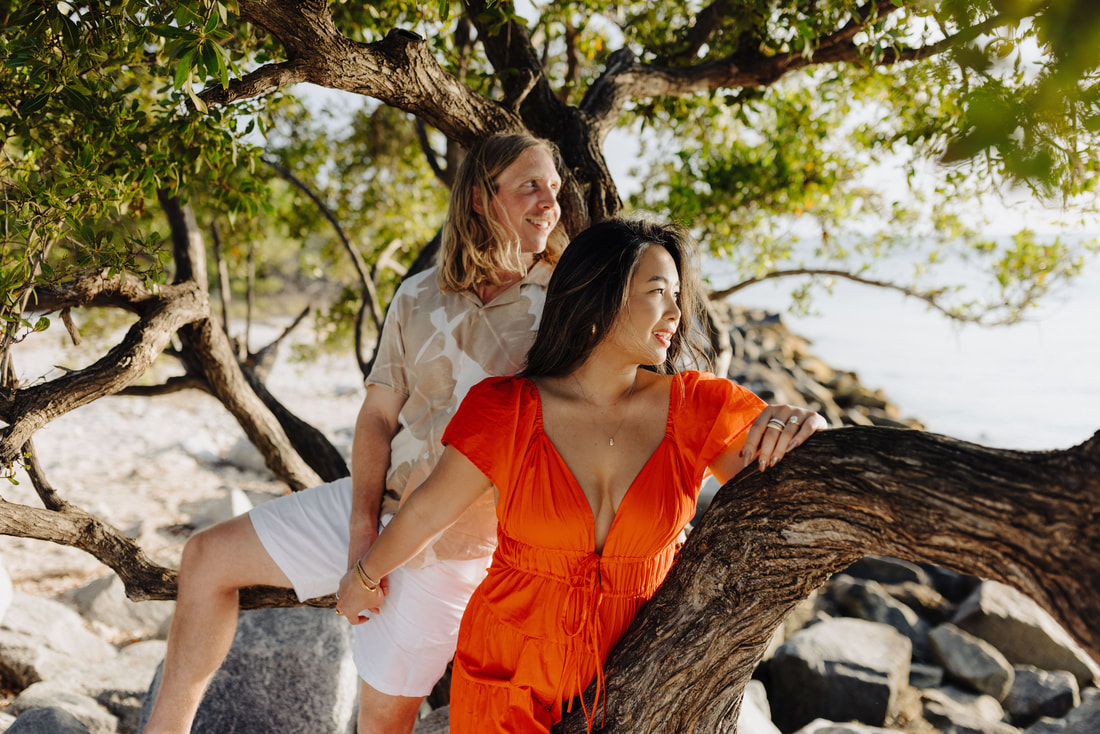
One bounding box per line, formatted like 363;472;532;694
556;426;1100;732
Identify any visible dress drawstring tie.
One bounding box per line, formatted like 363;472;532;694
557;554;606;733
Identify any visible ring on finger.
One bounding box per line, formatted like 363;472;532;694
766;418;786;432
787;416;799;425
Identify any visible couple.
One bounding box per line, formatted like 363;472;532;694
143;133;824;733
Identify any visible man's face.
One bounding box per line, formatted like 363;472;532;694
483;147;562;262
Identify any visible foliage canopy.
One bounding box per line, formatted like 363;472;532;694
3;0;1100;349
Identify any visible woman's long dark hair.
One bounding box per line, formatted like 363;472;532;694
522;217;710;378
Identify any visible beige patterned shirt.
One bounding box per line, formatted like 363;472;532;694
366;262;551;566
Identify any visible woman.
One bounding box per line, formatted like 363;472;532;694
336;218;826;732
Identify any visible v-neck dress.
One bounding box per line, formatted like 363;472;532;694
441;371;766;732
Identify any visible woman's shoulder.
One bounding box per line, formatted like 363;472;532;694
674;370;764;410
467;375;530;402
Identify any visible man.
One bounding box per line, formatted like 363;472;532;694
142;133;567;734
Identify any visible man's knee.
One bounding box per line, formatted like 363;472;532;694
178;516;278;591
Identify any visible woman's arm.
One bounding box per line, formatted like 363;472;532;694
336;445;493;623
710;405;827;484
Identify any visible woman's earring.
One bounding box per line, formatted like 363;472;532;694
590;324;597;336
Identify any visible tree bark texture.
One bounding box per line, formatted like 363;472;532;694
556;426;1100;733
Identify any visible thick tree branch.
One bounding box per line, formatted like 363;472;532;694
557;427;1100;732
202;1;520;147
0;281;208;462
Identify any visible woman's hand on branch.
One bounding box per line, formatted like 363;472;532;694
743;405;827;472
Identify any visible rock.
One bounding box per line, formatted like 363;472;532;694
921;685;1016;734
1003;667;1079;726
841;556;931;587
929;623;1015;700
793;719;904;733
139;607;358;733
9;683;116;734
910;663;945;689
739;679;781;734
0;592;117;689
63;574;175;640
766;618;911;732
824;575;932;661
83;640;166;734
1059;694;1100;734
952;582;1100;686
879;580;955;625
5;707;91;734
920;564;982;604
1022;718;1065;734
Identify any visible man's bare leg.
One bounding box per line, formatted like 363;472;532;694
142;514;293;734
356;681;423;734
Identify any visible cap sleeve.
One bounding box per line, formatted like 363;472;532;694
442;376;528;491
676;371;767;475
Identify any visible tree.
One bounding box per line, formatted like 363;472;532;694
2;0;1100;728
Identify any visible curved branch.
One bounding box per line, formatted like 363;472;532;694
708;267;1016;326
0;280;208;461
558;427;1100;732
203;1;520;146
0;496;333;610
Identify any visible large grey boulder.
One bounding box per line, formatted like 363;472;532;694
767;618;911;732
929;623;1015;700
921;686;1016;734
1003;666;1079;726
9;683;116;734
0;592;117;688
63;575;174;641
825;575;932;661
139;607;358;733
952;582;1100;687
6;707;91;734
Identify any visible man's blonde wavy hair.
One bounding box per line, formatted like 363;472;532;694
438;134;569;293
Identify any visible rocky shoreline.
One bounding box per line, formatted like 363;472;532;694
0;311;1096;733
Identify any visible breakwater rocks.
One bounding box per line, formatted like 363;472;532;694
1;309;1096;733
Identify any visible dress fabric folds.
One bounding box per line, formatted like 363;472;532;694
442;371;766;733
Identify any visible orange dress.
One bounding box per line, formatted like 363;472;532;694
441;371;766;733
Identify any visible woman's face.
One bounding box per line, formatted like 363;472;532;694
604;245;682;365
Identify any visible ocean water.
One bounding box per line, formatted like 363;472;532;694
708;260;1100;451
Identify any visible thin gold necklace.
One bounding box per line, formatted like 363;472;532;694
572;374;636;447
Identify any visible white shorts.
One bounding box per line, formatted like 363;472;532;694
249;477;492;697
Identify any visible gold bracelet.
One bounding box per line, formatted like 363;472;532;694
354;560;381;593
